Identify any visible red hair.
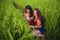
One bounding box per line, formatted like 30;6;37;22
34;8;43;26
34;8;42;20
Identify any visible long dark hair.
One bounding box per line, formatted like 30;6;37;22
25;5;33;17
34;8;42;20
34;8;44;26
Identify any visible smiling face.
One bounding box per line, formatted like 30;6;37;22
33;10;37;17
26;9;30;14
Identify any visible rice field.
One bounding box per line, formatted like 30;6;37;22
0;0;60;40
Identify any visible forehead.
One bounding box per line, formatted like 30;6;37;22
26;9;30;10
34;10;37;12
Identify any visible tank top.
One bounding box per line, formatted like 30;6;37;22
34;17;42;26
34;17;44;33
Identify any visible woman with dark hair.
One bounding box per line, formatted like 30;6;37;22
24;5;34;25
31;8;45;40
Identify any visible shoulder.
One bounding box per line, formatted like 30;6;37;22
37;18;41;23
37;17;40;21
24;13;27;15
24;13;27;14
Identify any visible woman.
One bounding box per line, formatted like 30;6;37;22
31;8;45;40
24;5;34;25
31;8;44;33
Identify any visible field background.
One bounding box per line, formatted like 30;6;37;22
0;0;60;40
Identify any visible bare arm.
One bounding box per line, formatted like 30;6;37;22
29;19;42;29
30;16;34;20
23;13;26;18
34;19;42;28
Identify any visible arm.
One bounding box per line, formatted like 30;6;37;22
23;13;26;18
30;16;34;20
34;19;42;28
29;19;42;29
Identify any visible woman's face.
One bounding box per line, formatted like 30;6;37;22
26;9;30;13
33;10;37;16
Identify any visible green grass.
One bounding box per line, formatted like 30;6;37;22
0;0;60;40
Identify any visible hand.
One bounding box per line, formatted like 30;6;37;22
29;26;35;29
30;16;34;20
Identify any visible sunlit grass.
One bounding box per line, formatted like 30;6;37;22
0;0;60;40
